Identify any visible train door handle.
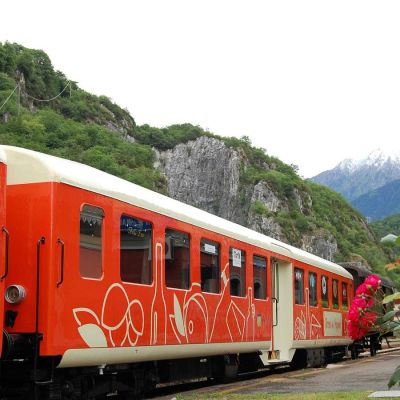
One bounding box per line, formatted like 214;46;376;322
272;297;278;327
1;226;9;281
56;239;65;288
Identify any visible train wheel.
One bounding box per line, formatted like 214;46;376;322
46;383;63;400
81;376;96;400
211;355;239;383
222;354;239;382
370;334;379;357
350;346;358;359
291;349;307;370
45;378;82;400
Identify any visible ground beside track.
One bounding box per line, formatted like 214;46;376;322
150;344;400;399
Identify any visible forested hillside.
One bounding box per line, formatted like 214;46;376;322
0;42;396;281
0;42;166;191
371;214;400;239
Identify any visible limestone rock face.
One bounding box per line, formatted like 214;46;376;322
251;181;288;213
15;71;36;112
247;213;285;242
301;232;338;262
293;187;312;214
156;136;341;259
158;136;248;224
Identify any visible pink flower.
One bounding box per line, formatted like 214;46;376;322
365;274;381;292
347;307;360;322
348;320;368;340
361;311;377;327
352;297;368;311
348;322;358;339
366;297;375;308
356;283;369;296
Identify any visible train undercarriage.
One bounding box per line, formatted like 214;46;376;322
0;346;347;399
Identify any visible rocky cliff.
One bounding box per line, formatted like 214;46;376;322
157;136;248;224
156;136;341;261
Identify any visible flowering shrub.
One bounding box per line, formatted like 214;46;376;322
348;274;400;388
347;274;382;340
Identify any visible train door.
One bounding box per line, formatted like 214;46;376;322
0;156;7;357
271;258;294;362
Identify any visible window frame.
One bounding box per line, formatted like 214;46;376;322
79;204;104;280
165;228;191;290
119;213;153;286
341;281;349;310
253;254;267;300
321;275;329;308
332;278;339;309
308;271;318;307
294;267;305;305
200;238;221;294
229;247;246;298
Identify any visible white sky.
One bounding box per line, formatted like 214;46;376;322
1;0;400;178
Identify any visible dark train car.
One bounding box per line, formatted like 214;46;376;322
341;262;396;296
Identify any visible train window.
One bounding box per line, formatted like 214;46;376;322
294;268;304;305
321;275;329;308
80;205;104;279
120;215;153;285
253;255;267;300
200;239;220;294
229;247;246;297
308;272;317;307
165;229;190;290
342;282;348;310
332;279;339;309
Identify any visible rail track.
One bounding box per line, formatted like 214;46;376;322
146;343;400;399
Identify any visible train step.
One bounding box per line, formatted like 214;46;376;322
258;350;290;366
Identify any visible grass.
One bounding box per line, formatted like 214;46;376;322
176;392;398;400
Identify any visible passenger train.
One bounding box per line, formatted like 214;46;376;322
0;146;353;399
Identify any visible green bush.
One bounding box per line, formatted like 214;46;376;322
134;123;206;150
250;200;269;216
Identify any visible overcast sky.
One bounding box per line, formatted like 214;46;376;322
1;0;400;177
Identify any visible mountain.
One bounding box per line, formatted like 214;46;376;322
352;179;400;221
0;42;396;280
312;149;400;202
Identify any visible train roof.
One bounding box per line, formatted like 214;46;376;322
0;148;6;163
0;145;352;279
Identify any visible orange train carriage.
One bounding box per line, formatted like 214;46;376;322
0;146;353;399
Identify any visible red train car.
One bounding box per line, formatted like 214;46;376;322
0;148;6;364
0;146;353;398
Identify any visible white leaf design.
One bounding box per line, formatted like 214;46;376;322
78;324;108;348
73;308;100;326
174;294;185;337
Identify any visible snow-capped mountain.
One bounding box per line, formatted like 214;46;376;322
312;149;400;203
